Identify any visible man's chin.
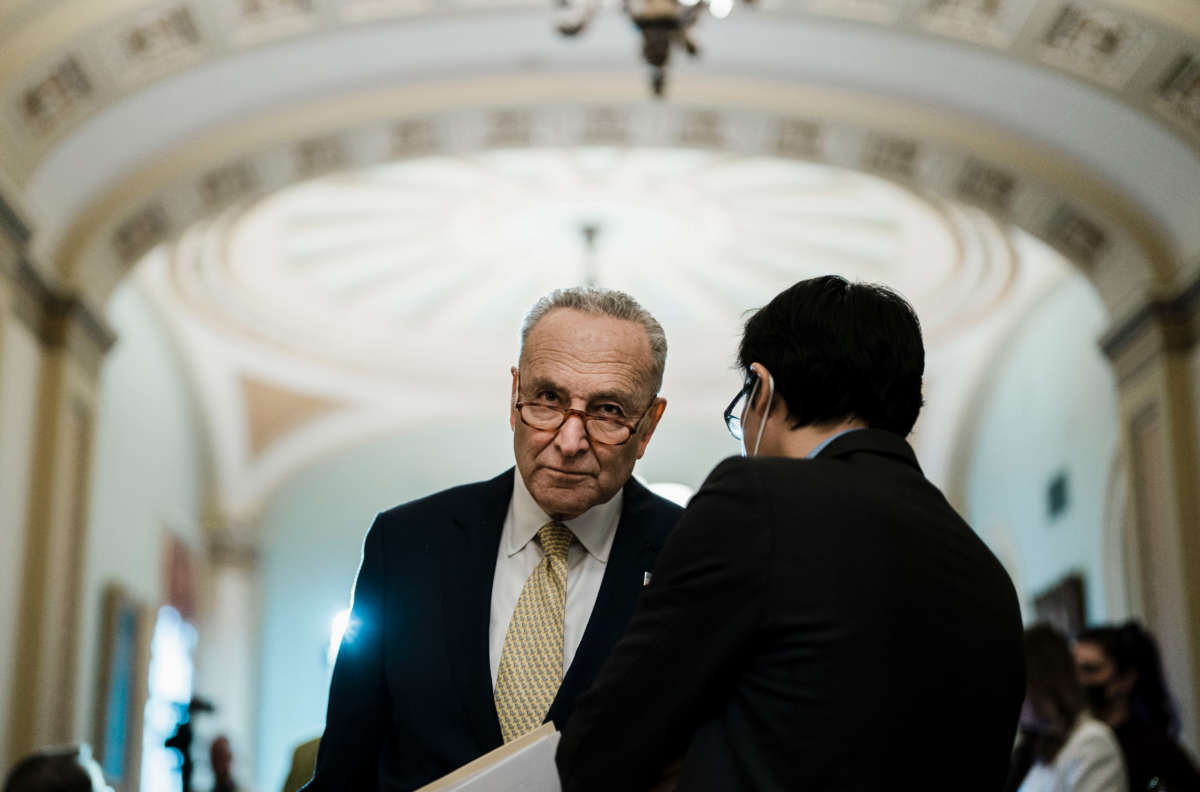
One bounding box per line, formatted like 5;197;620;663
530;475;600;520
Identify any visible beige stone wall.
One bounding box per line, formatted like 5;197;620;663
0;306;41;774
1103;275;1200;755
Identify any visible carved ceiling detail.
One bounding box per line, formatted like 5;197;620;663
1;0;1198;187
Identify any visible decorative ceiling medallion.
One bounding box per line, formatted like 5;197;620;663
917;0;1033;49
103;4;207;86
215;0;322;47
114;203;170;265
16;56;93;139
1038;2;1155;89
161;146;1015;381
3;0;1200;189
85;100;1154;315
1155;54;1200;138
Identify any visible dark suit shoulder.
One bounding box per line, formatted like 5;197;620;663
623;476;685;545
698;455;815;511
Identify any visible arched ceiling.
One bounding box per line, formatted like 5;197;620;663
131;149;1072;518
2;0;1192;524
0;0;1198;313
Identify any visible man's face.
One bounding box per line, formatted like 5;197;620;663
511;308;665;521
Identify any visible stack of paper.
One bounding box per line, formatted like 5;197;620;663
415;723;562;792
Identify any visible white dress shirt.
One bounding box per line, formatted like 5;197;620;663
488;471;623;688
1018;714;1128;792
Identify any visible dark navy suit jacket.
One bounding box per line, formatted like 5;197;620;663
559;431;1026;791
303;468;682;792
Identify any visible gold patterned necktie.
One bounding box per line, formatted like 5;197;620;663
494;520;574;743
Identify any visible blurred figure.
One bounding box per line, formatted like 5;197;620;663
1008;624;1127;792
1075;623;1200;791
164;696;215;792
2;745;112;792
281;738;320;792
209;736;236;792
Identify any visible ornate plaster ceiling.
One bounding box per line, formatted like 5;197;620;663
0;0;1191;327
134;147;1070;518
0;0;1177;523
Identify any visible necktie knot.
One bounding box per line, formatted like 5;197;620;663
537;521;573;562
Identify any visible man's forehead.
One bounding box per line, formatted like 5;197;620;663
520;310;653;394
528;307;648;344
523;310;652;363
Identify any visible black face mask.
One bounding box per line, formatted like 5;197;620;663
1084;682;1109;713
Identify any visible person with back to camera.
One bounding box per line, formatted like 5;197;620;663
1075;622;1200;791
1008;623;1128;792
2;745;112;792
557;275;1027;791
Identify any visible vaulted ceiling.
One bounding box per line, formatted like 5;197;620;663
2;0;1193;522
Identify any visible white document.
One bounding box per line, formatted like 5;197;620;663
415;723;562;792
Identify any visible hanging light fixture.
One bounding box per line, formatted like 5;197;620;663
555;0;756;98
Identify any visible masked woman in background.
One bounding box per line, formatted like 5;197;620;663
1008;624;1127;792
1075;623;1200;792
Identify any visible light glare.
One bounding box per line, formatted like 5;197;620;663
328;608;351;666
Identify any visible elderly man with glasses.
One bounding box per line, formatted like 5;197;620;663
303;287;682;792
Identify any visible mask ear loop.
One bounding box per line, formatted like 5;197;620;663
751;372;774;457
739;374;761;457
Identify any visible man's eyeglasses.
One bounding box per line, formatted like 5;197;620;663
723;371;760;441
514;380;651;446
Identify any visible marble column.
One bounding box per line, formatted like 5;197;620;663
1102;272;1200;754
2;203;115;760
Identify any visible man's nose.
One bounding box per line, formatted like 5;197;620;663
554;412;592;456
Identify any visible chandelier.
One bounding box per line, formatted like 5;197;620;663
555;0;757;97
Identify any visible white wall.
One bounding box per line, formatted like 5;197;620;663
965;273;1120;624
77;278;206;743
0;315;42;773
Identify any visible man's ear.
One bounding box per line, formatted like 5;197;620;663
635;397;667;460
749;362;773;411
509;366;519;431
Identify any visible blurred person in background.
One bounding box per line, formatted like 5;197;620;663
1008;623;1127;792
281;737;319;792
1075;623;1200;791
209;736;237;792
2;745;112;792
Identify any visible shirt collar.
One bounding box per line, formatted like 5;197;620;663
508;470;623;563
807;427;866;459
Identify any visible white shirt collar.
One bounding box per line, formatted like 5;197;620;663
507;469;623;563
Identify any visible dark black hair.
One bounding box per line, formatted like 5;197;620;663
737;275;925;436
2;746;97;792
1077;621;1180;737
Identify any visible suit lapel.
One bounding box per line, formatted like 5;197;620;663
546;477;661;729
443;468;512;752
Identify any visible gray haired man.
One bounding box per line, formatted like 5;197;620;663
304;288;683;792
